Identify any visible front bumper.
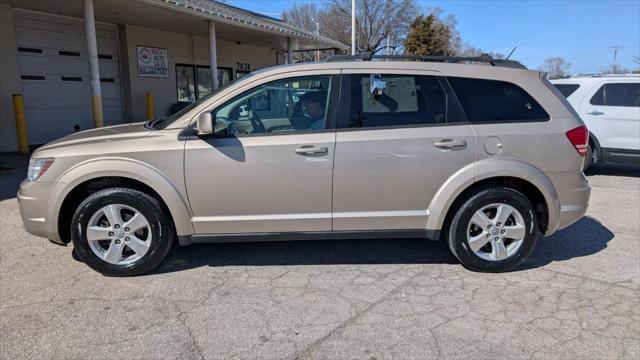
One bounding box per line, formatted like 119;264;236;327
17;179;61;243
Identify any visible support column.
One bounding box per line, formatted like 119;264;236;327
208;20;218;90
84;0;103;128
287;37;293;64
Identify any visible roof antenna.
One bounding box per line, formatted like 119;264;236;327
506;46;517;60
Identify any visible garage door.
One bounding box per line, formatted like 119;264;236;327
14;9;124;145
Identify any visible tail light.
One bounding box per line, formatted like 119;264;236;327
565;126;589;156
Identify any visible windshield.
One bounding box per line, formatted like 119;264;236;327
146;73;256;130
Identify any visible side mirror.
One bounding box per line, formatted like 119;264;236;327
196;112;213;135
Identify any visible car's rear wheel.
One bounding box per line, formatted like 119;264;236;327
446;187;539;272
71;188;174;276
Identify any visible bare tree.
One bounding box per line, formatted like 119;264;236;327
282;0;417;60
456;42;483;57
539;57;571;78
282;3;335;62
282;2;323;35
326;0;418;54
634;55;640;65
607;63;630;74
282;1;499;62
456;42;505;59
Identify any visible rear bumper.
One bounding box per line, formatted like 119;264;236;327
547;171;591;232
17;180;62;243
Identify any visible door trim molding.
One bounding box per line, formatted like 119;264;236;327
179;229;441;246
191;209;429;223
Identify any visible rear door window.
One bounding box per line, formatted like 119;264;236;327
339;74;466;129
590;83;640;107
447;77;549;123
553;84;580;98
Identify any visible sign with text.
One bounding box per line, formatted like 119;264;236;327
137;46;168;78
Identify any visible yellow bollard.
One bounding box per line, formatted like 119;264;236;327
146;92;154;121
12;94;29;154
91;95;104;128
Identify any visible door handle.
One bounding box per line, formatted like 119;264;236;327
294;145;328;155
587;110;604;116
434;139;467;150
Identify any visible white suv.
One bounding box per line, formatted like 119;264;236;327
551;75;640;169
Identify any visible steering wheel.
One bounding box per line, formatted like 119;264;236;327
248;110;266;134
214;118;240;136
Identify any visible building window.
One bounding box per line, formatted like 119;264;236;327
176;64;196;102
196;66;212;100
236;70;251;79
176;64;234;102
218;68;232;88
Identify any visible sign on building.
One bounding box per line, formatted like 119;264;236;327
137;46;168;77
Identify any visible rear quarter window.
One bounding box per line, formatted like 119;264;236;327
447;77;550;123
553;84;580;98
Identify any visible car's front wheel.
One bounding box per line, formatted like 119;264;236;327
71;188;174;276
446;187;539;272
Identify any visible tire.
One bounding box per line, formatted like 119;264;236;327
71;188;174;276
583;144;593;171
446;187;539;273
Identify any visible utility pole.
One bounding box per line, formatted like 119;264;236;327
385;34;390;55
610;45;622;73
351;0;356;55
315;20;320;62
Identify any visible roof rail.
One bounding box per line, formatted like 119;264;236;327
325;52;527;69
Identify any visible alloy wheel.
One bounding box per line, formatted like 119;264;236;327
86;204;152;265
466;203;526;261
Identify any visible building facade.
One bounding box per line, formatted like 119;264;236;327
0;0;346;151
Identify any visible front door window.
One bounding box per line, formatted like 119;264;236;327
212;75;331;136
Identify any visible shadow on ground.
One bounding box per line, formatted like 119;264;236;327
585;163;640;177
520;216;614;270
0;153;28;201
152;216;613;274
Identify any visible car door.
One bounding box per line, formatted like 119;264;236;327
184;72;340;234
332;70;475;231
581;80;640;150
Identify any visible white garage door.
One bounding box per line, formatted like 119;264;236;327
14;9;124;145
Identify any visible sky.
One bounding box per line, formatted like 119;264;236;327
226;0;640;74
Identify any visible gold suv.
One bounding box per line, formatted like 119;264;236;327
18;55;591;276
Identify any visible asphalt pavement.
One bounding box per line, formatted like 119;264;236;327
1;154;638;359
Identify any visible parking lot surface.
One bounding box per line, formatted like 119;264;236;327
1;154;639;359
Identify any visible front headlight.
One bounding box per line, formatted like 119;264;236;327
27;158;55;182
